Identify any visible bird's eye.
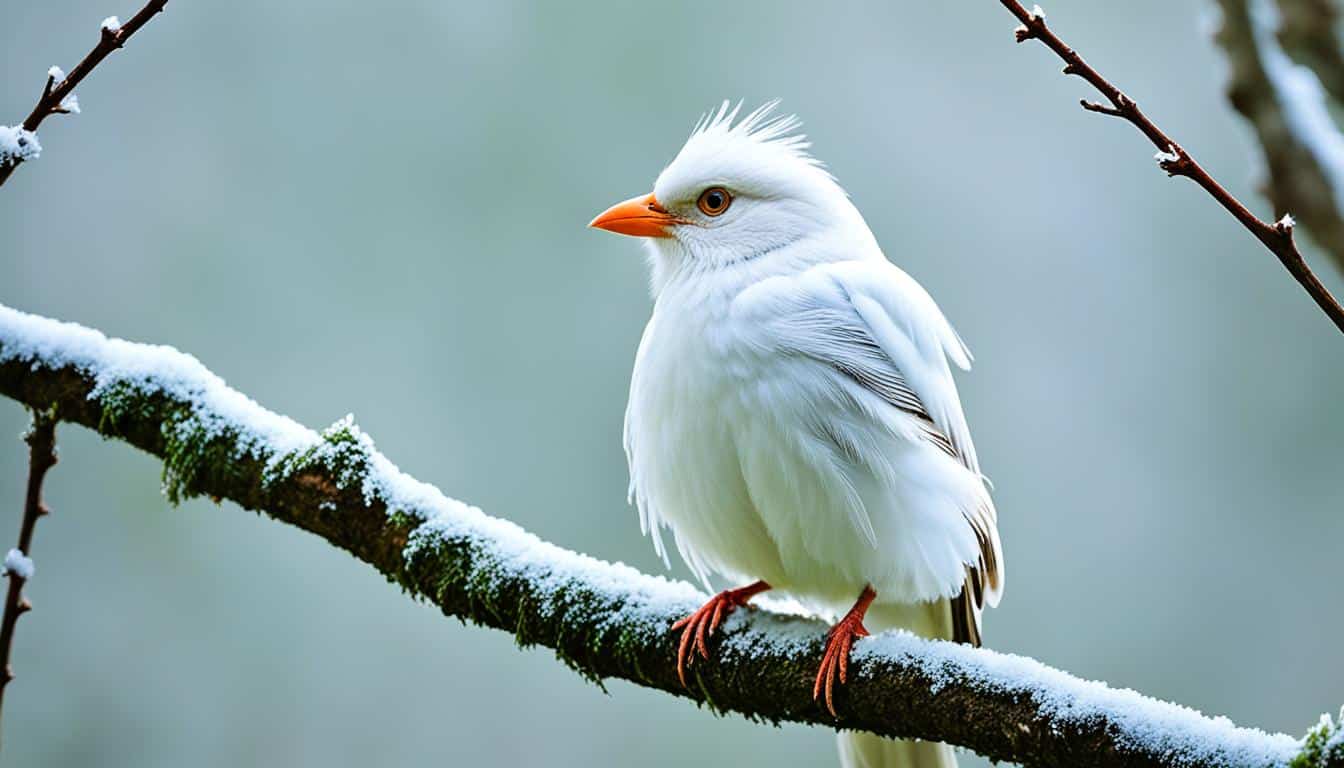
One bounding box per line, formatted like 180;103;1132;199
696;187;732;216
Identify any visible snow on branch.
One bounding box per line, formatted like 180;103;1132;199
0;302;1335;767
997;0;1344;335
1212;0;1344;274
0;0;168;188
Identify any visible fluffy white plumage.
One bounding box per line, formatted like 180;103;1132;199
606;102;1003;768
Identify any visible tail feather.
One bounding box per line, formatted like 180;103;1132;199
949;583;981;647
837;599;963;768
839;735;957;768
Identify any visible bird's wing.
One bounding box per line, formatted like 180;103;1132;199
734;258;1002;642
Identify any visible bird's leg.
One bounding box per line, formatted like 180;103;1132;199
670;579;771;686
813;584;877;718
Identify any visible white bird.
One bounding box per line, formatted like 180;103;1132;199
590;102;1003;768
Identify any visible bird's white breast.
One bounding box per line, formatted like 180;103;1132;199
625;279;789;589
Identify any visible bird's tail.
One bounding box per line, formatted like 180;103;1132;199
836;600;958;768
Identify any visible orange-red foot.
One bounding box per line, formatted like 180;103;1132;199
813;584;877;717
670;580;770;686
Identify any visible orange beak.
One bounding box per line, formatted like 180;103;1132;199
589;193;682;238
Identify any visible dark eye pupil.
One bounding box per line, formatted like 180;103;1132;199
698;187;731;215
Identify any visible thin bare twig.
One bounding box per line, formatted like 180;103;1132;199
0;0;169;188
1000;1;1344;334
0;411;57;754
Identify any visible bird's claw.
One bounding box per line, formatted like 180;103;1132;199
812;613;870;718
670;581;769;687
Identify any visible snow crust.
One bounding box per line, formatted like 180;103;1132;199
848;631;1300;767
101;16;121;33
313;416;705;630
0;126;41;165
1325;711;1344;754
0;304;317;469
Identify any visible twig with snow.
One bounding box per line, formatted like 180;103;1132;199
0;410;57;754
997;0;1344;335
1212;0;1344;275
0;0;168;188
0;301;1337;767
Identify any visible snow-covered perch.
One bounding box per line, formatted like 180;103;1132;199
0;302;1335;768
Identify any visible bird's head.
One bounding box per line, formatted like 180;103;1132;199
590;102;867;294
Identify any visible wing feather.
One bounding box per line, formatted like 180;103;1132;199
741;259;1003;641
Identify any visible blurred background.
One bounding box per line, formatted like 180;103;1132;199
2;1;1342;766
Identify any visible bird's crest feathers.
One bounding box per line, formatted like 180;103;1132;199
686;100;823;170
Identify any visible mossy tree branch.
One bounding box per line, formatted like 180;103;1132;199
0;306;1337;767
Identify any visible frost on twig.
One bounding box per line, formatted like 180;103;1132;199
1154;146;1182;164
0;128;41;167
0;301;1335;768
0;0;168;188
0;551;33;581
1153;145;1187;176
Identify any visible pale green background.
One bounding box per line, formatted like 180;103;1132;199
2;1;1341;766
